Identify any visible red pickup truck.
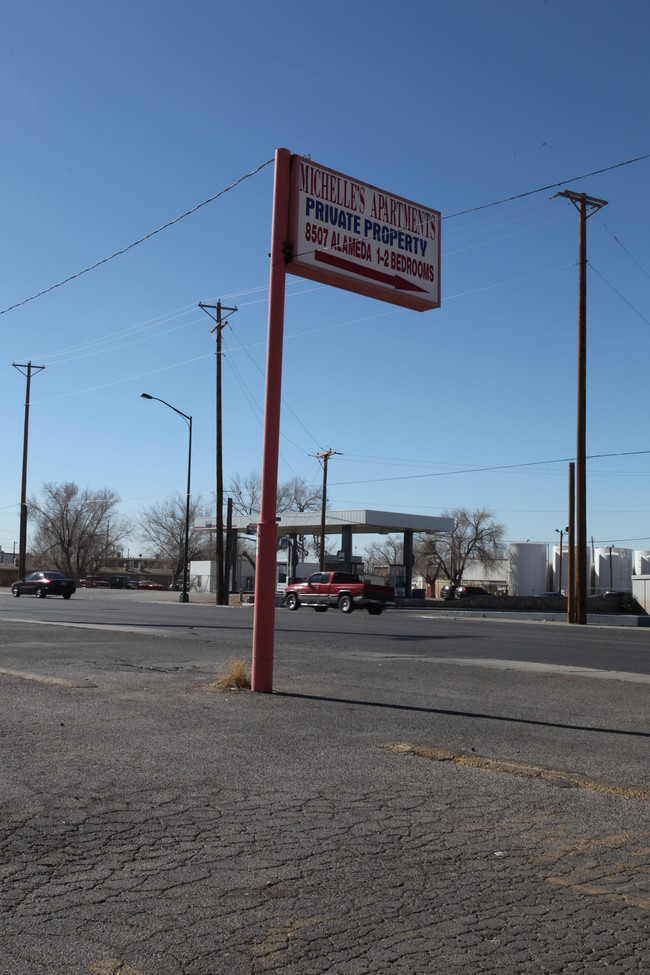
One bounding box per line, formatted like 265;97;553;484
283;571;394;615
79;575;110;588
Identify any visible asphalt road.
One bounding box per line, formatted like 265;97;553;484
3;587;650;681
1;590;649;973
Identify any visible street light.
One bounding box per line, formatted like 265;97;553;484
555;527;569;595
141;393;192;603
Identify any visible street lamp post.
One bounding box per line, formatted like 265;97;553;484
141;393;192;603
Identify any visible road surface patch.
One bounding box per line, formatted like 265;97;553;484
384;743;650;800
0;668;95;688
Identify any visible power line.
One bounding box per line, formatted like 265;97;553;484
5;153;648;317
0;158;274;317
21;279;320;366
330;447;650;488
277;151;650;268
16;258;570;400
32;311;208;368
596;216;650;280
443;197;555;242
31;353;214;403
593;535;650;544
223;321;322;457
29;301;203;363
589;262;650;326
444;211;570;257
442;151;650;220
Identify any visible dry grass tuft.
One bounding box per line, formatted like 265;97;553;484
206;657;251;690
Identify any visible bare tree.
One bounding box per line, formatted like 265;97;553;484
277;474;321;561
228;472;321;516
363;536;404;574
29;482;131;580
228;472;262;516
277;475;321;513
227;471;322;561
138;494;211;584
415;507;505;587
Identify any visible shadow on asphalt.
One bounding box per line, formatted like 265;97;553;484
273;691;650;739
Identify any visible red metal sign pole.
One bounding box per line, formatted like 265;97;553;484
251;147;291;692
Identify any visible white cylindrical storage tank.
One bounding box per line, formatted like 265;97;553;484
553;546;592;593
594;547;633;593
508;542;547;596
552;546;569;594
635;550;650;575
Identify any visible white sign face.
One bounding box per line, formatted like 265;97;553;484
287;156;440;312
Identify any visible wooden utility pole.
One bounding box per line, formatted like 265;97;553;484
556;190;607;624
225;496;233;595
199;300;237;605
12;362;45;580
567;461;576;624
316;449;341;569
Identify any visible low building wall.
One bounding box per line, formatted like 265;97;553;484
397;594;646;615
632;576;650;614
0;566;19;587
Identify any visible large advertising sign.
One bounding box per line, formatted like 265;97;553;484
287;155;441;312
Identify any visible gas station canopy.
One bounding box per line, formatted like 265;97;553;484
198;509;454;537
254;509;452;537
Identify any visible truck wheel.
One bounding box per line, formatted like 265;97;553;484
367;605;383;615
285;593;299;611
338;594;353;614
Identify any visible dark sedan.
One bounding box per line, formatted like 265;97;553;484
454;585;489;599
12;570;76;599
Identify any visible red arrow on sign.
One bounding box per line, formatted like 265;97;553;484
315;250;428;294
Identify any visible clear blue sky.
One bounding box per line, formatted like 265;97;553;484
2;0;649;560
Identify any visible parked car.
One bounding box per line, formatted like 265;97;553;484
454;586;489;599
109;575;134;589
137;580;166;591
12;570;76;599
80;575;110;588
440;584;457;601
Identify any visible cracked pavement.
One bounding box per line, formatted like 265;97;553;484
1;612;648;973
